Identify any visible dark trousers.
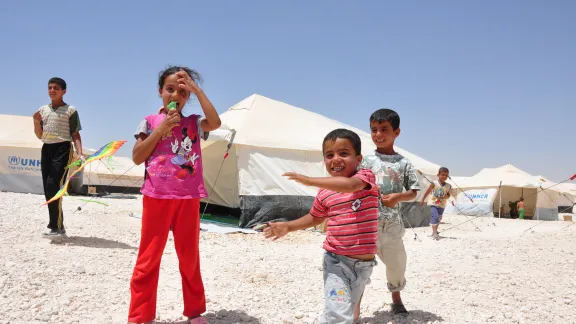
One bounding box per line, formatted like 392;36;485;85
41;141;73;230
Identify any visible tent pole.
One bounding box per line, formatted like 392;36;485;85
499;181;502;218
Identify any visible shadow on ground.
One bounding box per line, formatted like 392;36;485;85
50;235;137;250
155;310;262;324
359;309;444;323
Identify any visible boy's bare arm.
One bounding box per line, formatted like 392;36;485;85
382;190;418;207
283;172;367;193
33;112;42;139
71;132;83;156
263;214;325;240
420;183;434;204
396;189;418;202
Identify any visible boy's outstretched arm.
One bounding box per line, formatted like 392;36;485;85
283;172;368;193
263;214;325;240
420;183;434;206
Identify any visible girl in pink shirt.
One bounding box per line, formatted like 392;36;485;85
128;66;221;324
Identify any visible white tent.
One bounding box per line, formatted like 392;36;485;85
200;94;441;228
547;182;576;214
0;114;143;195
444;164;563;220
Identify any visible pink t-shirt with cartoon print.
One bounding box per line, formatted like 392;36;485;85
134;113;208;199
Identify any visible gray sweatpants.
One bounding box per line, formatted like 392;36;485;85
319;251;377;324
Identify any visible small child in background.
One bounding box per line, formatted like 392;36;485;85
128;66;221;324
264;129;380;324
517;197;525;219
421;167;452;240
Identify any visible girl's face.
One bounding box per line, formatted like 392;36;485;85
159;73;190;113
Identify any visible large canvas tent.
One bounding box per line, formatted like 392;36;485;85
0;114;143;195
444;164;564;220
200;94;441;228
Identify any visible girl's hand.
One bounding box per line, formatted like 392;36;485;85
156;109;180;137
263;222;289;240
176;69;201;95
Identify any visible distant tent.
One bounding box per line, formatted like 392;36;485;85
200;94;441;228
444;164;564;220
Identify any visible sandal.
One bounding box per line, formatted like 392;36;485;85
390;303;409;315
188;316;210;324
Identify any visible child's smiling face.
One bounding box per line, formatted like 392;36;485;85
370;120;399;151
322;137;362;178
159;73;190;113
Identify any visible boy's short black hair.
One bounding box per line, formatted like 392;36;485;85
439;167;449;174
323;128;361;155
48;77;67;90
370;108;400;130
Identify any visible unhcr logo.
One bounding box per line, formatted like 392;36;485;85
8;156;20;166
7;156;41;171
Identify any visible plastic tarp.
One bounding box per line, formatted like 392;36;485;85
444;188;499;217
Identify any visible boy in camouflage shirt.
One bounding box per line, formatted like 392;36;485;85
358;108;420;314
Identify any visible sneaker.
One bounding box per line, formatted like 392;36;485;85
43;229;67;240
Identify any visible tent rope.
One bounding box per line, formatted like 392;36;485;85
200;129;237;221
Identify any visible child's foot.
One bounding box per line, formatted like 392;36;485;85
432;233;440;240
188;316;210;324
43;229;66;240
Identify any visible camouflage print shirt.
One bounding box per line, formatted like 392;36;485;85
359;152;420;223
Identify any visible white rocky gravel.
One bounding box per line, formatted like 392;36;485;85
1;191;575;324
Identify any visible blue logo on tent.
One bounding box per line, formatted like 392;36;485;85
8;156;20;166
7;156;41;167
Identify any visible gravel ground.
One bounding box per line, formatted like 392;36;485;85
0;192;575;324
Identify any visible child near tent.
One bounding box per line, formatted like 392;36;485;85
518;197;525;219
357;108;420;315
420;167;453;240
128;66;221;324
264;128;380;324
33;77;84;239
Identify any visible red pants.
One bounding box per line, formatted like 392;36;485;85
128;196;205;322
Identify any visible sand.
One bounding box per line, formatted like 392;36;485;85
1;191;575;324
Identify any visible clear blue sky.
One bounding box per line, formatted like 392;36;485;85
1;1;574;182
